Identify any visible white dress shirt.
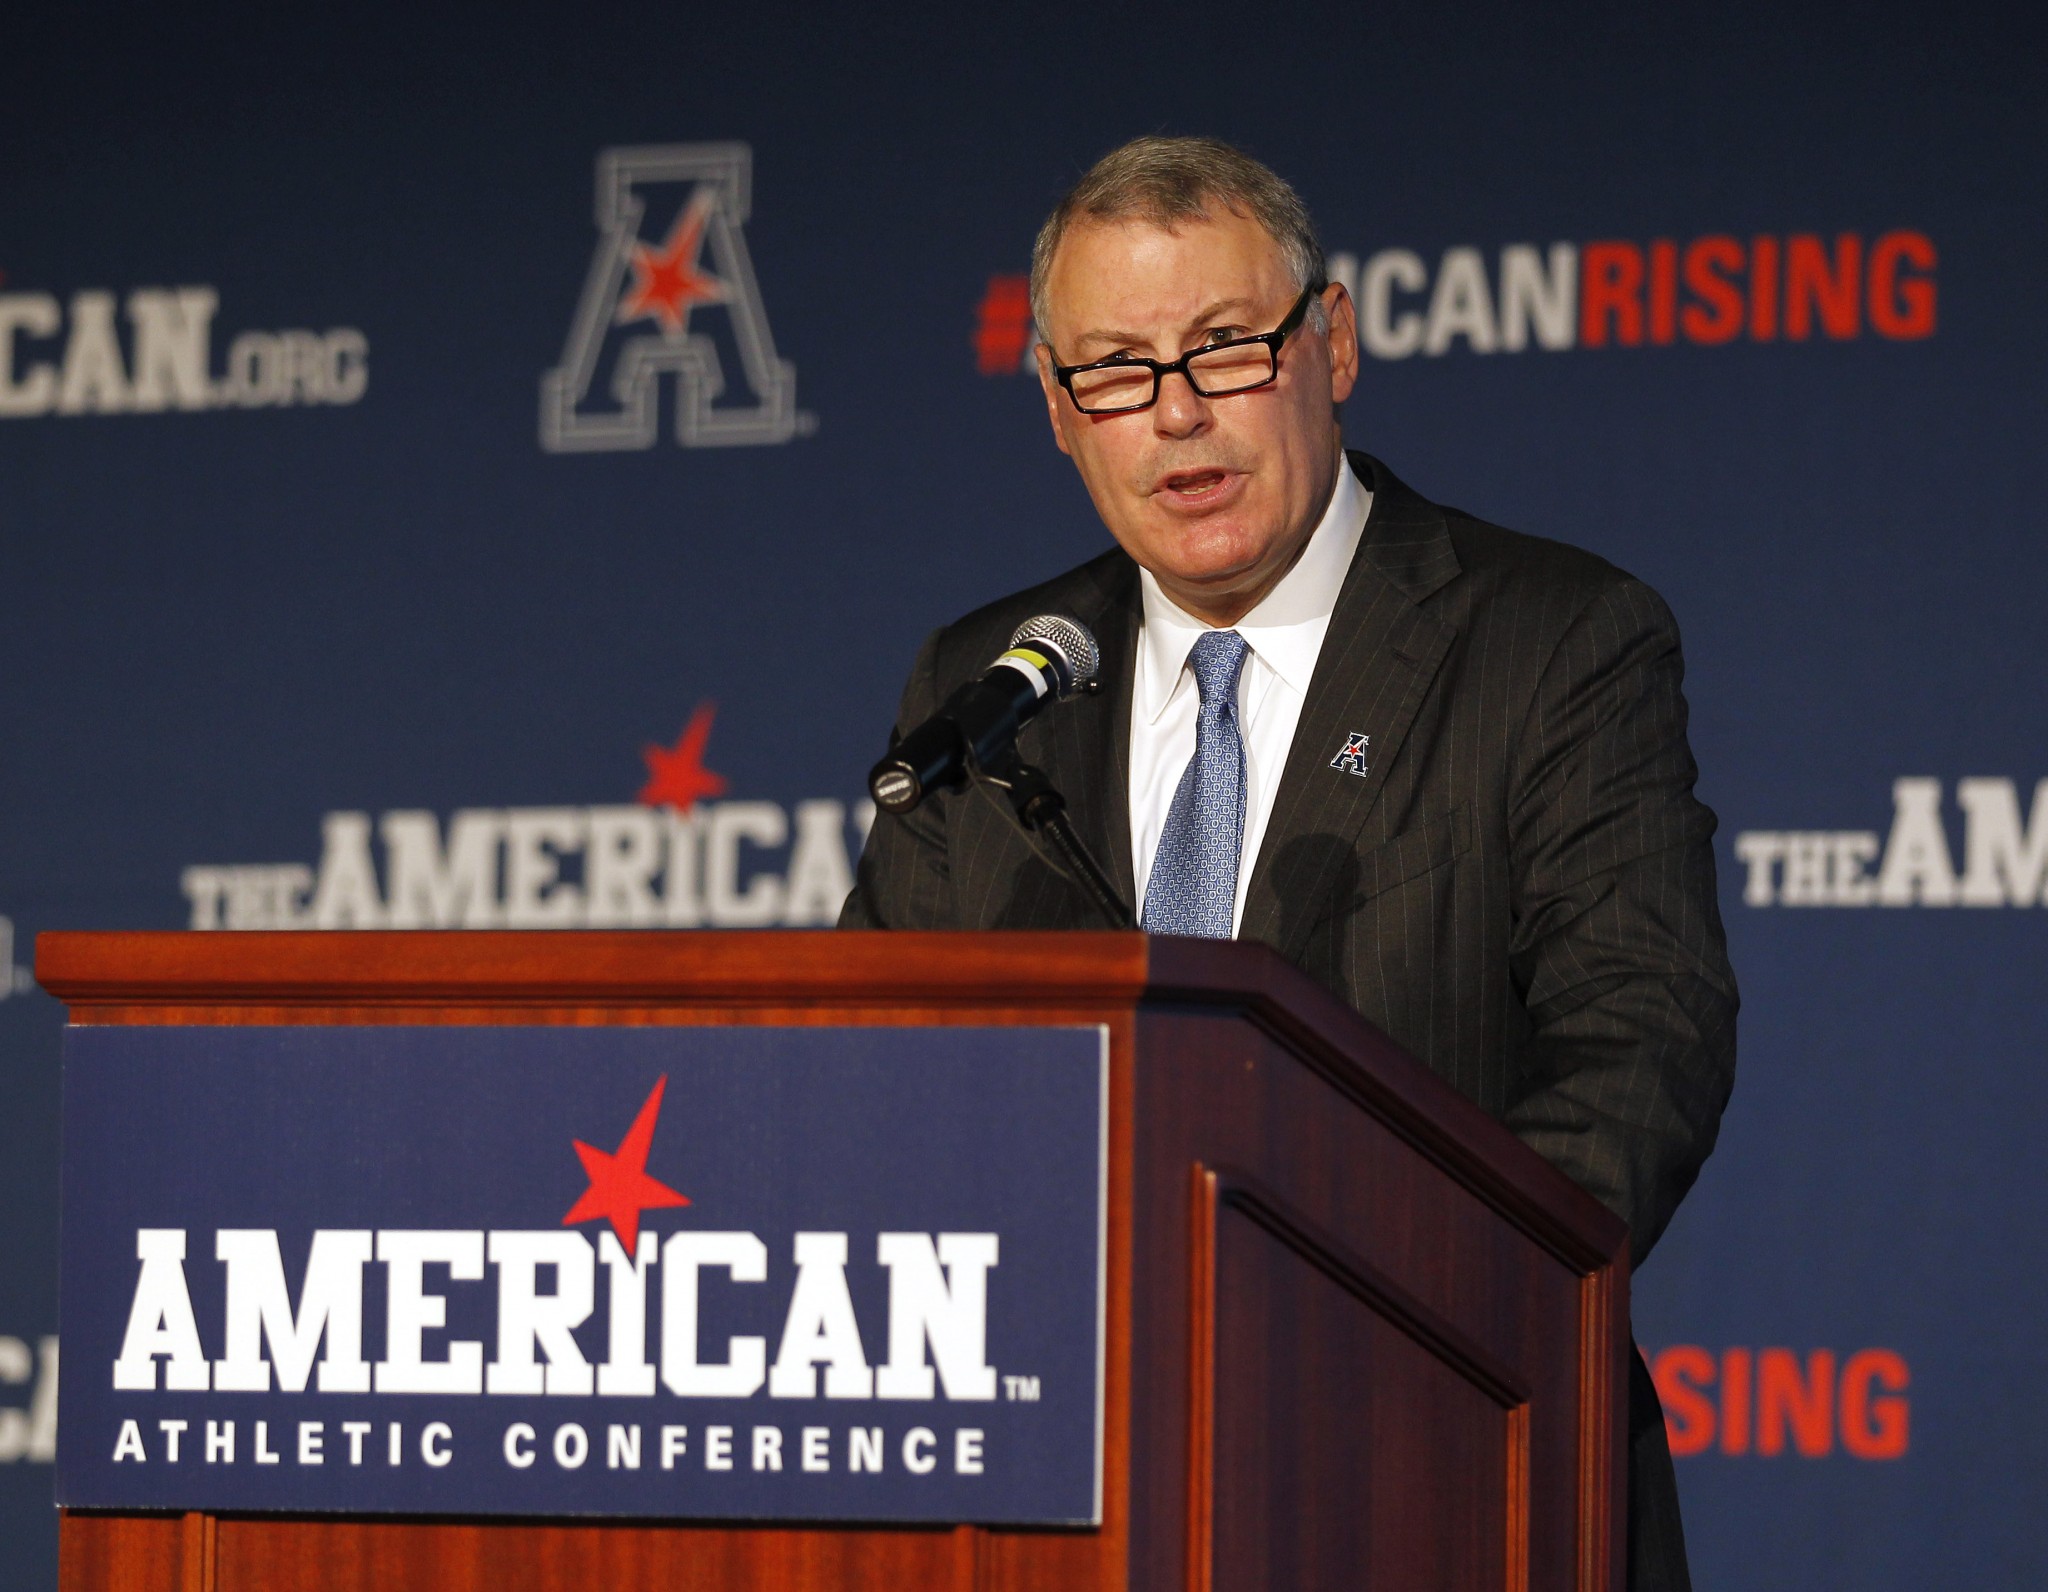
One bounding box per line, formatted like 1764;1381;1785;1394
1129;458;1372;934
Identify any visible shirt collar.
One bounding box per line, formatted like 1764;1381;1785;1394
1135;455;1372;723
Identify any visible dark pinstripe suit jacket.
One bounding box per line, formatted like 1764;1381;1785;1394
840;452;1737;1588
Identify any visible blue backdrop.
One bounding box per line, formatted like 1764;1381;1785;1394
3;3;2044;1585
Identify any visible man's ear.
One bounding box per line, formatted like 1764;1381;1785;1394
1034;344;1074;457
1324;283;1360;406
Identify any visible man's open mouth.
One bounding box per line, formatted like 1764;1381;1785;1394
1159;468;1233;500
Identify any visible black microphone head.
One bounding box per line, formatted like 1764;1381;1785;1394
1009;614;1100;697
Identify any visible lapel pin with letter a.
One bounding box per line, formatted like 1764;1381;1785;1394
1330;731;1371;777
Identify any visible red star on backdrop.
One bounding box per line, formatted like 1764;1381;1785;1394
638;701;729;813
562;1074;691;1252
615;191;725;336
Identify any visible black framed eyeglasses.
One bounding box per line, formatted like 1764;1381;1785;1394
1049;284;1321;415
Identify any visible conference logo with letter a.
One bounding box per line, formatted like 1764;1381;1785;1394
1330;732;1371;778
540;143;808;452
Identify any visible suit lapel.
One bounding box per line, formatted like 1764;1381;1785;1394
1028;553;1141;914
1239;454;1461;957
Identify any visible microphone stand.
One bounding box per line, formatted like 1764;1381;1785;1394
969;748;1136;931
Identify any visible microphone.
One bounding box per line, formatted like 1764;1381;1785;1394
869;615;1102;814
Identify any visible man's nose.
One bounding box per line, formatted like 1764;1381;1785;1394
1150;369;1211;438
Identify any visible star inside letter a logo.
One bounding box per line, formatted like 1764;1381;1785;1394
1330;731;1371;778
562;1074;691;1251
615;189;726;336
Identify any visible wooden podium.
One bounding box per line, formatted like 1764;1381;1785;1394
41;929;1627;1592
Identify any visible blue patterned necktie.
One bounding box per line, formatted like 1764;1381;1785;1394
1142;628;1251;938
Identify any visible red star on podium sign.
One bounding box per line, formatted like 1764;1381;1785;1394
638;701;728;814
562;1074;691;1252
616;190;726;336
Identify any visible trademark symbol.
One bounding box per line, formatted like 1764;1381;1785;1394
1003;1374;1040;1402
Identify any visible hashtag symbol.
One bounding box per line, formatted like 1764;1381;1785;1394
973;274;1036;375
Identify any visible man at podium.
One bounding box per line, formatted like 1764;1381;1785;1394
843;135;1736;1592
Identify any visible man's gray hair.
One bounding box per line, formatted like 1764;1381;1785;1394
1029;135;1328;342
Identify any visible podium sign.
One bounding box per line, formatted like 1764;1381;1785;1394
58;1024;1108;1525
